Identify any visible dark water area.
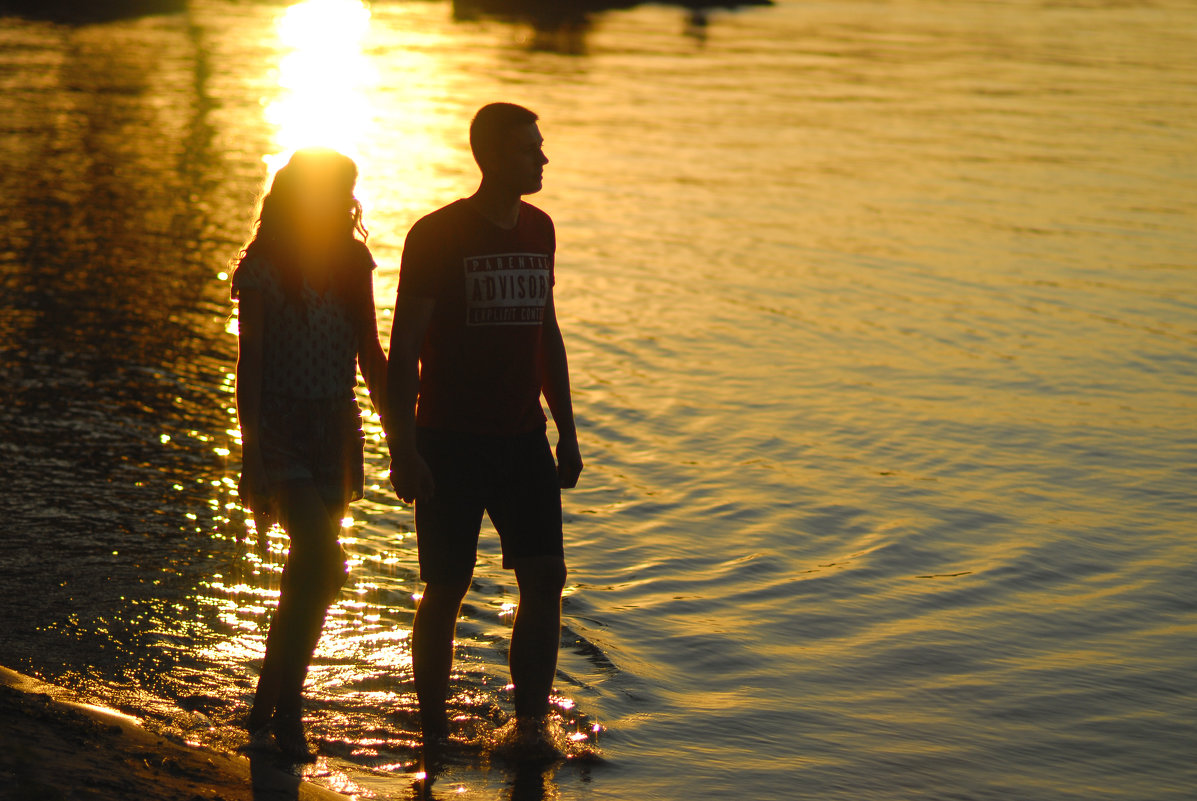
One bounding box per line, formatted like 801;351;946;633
2;1;1197;799
0;15;239;694
0;0;187;25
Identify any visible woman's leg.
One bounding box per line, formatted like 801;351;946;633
249;480;348;730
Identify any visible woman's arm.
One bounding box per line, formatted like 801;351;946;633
236;289;267;498
356;271;387;416
385;294;436;503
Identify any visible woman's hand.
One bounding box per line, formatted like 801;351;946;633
238;442;269;511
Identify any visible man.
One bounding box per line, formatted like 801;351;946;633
385;103;583;752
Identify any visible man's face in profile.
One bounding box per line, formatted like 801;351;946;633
497;123;548;196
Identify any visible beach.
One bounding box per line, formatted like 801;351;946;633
0;666;350;801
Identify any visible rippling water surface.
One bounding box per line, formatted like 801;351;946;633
1;1;1195;798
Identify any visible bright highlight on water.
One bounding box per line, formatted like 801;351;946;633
0;0;1193;799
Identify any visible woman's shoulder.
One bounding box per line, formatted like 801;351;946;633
347;238;376;271
231;249;278;299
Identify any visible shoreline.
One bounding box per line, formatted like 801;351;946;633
0;666;352;801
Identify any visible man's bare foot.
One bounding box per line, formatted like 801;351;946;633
493;715;564;762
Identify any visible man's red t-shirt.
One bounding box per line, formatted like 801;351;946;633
398;198;555;436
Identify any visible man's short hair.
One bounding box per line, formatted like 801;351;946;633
470;102;539;168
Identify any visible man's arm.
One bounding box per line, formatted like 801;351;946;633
539;289;583;489
385;293;436;503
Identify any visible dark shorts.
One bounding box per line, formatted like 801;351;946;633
414;426;564;582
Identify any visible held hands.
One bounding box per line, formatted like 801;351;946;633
390;446;435;505
556;434;583;489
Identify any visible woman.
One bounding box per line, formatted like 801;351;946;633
232;148;386;761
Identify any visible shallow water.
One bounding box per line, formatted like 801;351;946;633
1;0;1196;798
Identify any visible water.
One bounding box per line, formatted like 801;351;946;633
1;0;1195;798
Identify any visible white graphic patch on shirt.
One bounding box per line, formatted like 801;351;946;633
464;252;551;326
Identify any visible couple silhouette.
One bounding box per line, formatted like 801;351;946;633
231;102;582;767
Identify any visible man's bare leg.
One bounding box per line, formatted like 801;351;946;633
412;577;471;741
510;555;567;720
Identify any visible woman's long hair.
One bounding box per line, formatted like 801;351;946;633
232;148;370;321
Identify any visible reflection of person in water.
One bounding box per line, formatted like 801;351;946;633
231;148;387;762
386;103;583;757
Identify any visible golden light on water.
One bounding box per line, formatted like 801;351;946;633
2;0;1192;796
261;0;463;239
266;0;374;171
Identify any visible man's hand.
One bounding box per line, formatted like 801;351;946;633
390;446;435;504
555;435;583;489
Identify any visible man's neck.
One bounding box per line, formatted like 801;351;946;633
468;180;522;230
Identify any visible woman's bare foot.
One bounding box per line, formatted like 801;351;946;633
272;714;316;763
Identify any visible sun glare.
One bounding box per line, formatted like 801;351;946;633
266;0;374;173
260;0;467;229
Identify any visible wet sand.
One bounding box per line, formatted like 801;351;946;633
0;666;349;801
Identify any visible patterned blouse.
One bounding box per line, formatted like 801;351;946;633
231;243;374;400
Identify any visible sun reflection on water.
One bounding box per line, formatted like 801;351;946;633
266;0;374;171
261;0;463;223
172;1;604;789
